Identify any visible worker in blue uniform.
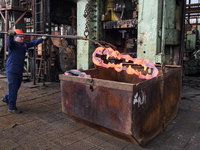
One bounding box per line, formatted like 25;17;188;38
1;29;47;114
192;25;199;41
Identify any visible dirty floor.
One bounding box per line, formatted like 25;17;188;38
0;75;200;150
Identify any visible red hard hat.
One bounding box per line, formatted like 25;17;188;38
14;29;25;36
194;25;197;28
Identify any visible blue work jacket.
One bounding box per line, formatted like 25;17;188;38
6;36;43;74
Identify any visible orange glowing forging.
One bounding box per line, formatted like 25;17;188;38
92;47;159;80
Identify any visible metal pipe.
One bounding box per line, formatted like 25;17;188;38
0;31;104;47
33;0;36;85
4;10;8;67
47;0;51;82
42;0;45;86
161;0;166;63
0;31;84;39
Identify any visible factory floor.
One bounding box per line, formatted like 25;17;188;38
0;74;200;150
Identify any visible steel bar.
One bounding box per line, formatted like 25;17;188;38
0;31;104;47
42;0;45;87
0;11;6;22
9;12;27;30
4;10;8;67
33;0;36;85
0;31;84;39
186;3;200;7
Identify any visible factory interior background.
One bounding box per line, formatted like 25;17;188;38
1;0;200;150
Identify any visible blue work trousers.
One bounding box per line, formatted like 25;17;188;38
3;72;22;110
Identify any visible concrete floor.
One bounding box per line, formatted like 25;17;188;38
0;74;200;150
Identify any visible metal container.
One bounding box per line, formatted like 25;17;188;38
59;65;182;146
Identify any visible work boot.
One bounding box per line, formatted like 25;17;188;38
1;98;8;105
8;108;22;114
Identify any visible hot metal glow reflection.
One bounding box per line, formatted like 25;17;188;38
65;69;91;78
92;47;159;79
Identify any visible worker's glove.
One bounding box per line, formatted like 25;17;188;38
8;30;16;37
42;36;48;40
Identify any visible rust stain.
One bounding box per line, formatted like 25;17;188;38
139;40;143;46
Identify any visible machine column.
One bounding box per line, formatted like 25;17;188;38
77;0;89;70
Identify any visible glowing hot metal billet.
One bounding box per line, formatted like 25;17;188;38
92;47;159;79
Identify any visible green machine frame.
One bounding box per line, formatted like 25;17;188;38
76;0;186;70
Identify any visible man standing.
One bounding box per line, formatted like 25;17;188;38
192;25;199;41
2;29;46;114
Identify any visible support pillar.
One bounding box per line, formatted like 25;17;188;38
77;0;89;70
4;9;8;67
137;0;163;64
